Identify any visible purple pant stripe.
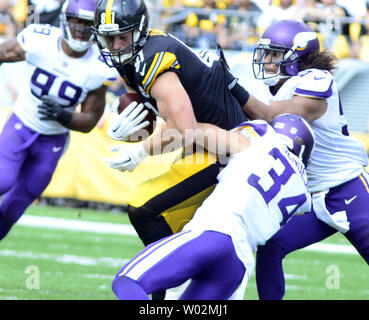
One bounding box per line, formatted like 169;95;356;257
118;230;192;277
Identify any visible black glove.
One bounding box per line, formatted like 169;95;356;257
38;95;73;126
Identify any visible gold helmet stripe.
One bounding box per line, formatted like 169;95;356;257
105;0;114;24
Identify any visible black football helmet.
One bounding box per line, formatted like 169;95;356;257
91;0;149;67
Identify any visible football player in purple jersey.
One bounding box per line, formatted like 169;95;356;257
0;0;117;240
229;19;369;299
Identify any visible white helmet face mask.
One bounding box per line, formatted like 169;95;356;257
64;21;94;52
253;39;292;87
263;72;283;86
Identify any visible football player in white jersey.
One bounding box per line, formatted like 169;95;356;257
0;0;117;240
111;114;314;300
228;19;369;299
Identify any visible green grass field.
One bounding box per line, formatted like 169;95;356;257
0;204;368;300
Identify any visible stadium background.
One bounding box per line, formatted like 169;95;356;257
0;0;369;300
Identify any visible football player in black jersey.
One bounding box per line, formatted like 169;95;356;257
92;0;248;299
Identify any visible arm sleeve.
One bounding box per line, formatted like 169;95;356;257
85;56;120;91
17;24;50;52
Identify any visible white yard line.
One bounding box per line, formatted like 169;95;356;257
301;242;359;255
18;215;138;236
17;215;359;255
284;273;307;280
0;248;128;268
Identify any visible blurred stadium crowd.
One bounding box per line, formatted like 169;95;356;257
1;0;369;93
1;0;369;59
158;0;369;61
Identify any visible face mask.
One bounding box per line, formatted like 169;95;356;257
263;75;280;86
263;74;291;87
62;19;93;52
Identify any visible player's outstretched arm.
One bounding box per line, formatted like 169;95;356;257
195;122;250;155
0;38;26;64
244;95;326;123
231;82;327;123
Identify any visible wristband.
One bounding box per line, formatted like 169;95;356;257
131;142;150;164
57;109;73;126
231;83;250;106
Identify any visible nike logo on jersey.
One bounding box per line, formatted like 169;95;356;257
139;63;146;76
53;146;62;153
314;76;326;80
345;195;357;205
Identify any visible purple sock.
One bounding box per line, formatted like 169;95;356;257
256;242;286;300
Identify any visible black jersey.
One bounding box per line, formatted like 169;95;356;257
117;29;247;130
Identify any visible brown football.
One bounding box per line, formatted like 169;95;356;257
118;92;157;142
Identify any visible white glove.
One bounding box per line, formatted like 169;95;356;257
107;99;150;141
105;143;149;172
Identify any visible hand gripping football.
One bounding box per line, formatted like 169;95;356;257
118;93;157;142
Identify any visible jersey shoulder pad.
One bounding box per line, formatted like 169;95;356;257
136;37;181;93
84;51;120;90
294;68;334;99
100;66;119;87
17;24;58;52
149;29;169;37
92;46;119;82
233;120;269;140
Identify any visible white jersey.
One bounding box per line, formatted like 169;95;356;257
184;120;311;268
264;68;368;192
13;24;118;135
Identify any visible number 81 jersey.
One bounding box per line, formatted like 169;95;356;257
13;24;117;135
117;29;247;130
